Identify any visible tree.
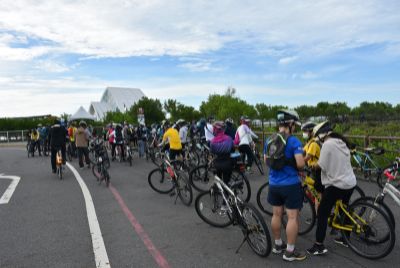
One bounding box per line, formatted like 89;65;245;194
200;93;256;123
128;97;165;125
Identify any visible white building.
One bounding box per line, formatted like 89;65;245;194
89;87;145;120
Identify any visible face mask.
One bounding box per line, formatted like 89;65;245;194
302;132;309;139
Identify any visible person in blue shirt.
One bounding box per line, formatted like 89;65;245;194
264;110;306;262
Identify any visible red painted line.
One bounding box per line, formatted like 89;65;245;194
109;185;170;268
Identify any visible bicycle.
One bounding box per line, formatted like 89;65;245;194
353;158;400;230
351;147;390;188
250;141;264;175
125;142;133;166
195;175;272;257
256;169;366;235
148;153;193;206
189;153;251;202
91;140;111;187
66;140;73;162
55;148;64;180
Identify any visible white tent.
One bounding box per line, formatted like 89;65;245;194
70;106;96;121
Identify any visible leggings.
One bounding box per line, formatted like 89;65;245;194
316;186;354;243
239;144;253;167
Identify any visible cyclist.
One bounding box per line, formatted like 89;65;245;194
235;116;258;171
30;128;41;156
177;119;188;147
204;116;215;144
49;119;67;173
159;120;182;161
113;123;125;160
210;121;234;184
302;122;323;192
307;121;356;256
39;123;49;155
75;120;91;169
224;118;236;140
264;110;306;262
68;122;77;157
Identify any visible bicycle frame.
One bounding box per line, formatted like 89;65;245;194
330;200;367;233
212;175;242;217
379;162;400;207
352;150;380;173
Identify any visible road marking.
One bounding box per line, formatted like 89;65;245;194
0;173;21;204
66;163;111;268
110;185;170;268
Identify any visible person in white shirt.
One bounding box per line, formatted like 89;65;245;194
204;116;215;143
177;119;188;145
235;116;258;170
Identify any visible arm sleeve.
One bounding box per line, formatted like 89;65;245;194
318;143;330;171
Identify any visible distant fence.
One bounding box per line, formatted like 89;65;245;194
0;130;28;143
255;132;400;153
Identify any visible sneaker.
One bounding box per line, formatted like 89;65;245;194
334;237;349;248
307;244;328;255
80;166;84;170
272;242;287;254
283;248;307;262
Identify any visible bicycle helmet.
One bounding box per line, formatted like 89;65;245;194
161;120;170;128
176;119;186;125
301;122;316;132
79;120;87;127
313;121;332;140
213;121;225;135
207;115;215;123
277;109;301;126
225;118;234;124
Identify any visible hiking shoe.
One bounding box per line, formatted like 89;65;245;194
307;244;328;255
334;237;348;248
283;249;307;262
272;242;287;254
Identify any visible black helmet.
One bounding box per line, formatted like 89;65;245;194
225;118;234;124
161;120;170;128
301;122;316;132
277;109;301;126
313;121;332;137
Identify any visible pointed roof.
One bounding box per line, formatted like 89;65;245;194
70;106;96;120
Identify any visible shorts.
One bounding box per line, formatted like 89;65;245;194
268;183;303;210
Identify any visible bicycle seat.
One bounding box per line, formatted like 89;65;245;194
364;147;385;155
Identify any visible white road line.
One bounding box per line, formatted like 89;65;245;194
0;173;21;204
66;163;111;268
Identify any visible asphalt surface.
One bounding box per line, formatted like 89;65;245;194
0;146;399;268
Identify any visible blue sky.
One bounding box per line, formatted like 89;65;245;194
0;0;399;117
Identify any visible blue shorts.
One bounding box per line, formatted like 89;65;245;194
268;183;303;209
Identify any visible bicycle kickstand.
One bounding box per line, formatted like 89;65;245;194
235;233;248;254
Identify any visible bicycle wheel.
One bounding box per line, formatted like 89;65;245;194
92;164;101;181
351;196;395;231
253;151;264;175
189;165;214;192
230;170;251;202
176;172;193;206
67;145;72;162
256;182;272;216
297;193;316;235
342;201;395;260
240;202;272;257
195;190;233;228
58;166;63;180
104;169;110;187
148;168;174;194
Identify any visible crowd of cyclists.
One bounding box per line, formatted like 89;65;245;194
24;109;398;262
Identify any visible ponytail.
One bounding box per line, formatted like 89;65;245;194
327;132;355;150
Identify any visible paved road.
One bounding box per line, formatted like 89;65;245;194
0;146;399;268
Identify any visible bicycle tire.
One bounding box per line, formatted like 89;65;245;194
256;182;272;216
189;165;214;192
297;193;316;235
253;151;264;175
92;164;101;181
105;169;110;187
342;201;395;260
240;202;272;257
195;190;233;228
351;196;395;230
230;170;251;202
176;172;193;206
148;168;174;194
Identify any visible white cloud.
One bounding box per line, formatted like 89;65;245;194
34;60;70;73
279;56;298;65
0;0;398;60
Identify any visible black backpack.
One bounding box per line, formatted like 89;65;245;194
265;132;296;170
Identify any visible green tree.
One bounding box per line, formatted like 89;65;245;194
128;97;165;125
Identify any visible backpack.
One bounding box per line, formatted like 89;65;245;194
115;126;123;142
265;132;295;170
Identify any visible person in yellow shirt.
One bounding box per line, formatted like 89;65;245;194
302;122;323;211
30;128;41;156
160;121;182;160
